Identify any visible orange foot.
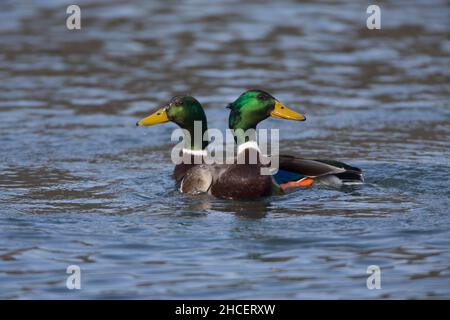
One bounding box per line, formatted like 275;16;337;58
280;177;314;190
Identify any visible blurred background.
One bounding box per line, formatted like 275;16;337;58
0;0;449;299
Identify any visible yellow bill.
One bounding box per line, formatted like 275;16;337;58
136;108;169;126
270;101;305;121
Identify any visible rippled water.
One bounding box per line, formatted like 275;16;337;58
0;0;449;299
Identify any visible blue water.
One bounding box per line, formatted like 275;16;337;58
0;0;449;299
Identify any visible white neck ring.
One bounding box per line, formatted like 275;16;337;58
182;148;208;156
237;141;260;154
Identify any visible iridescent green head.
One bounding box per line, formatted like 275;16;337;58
137;96;208;150
227;90;305;131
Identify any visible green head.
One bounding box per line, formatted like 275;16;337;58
227;90;305;131
136;96;208;150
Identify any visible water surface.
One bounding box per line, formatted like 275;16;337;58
0;0;449;299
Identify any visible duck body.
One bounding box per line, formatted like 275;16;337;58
178;147;278;199
210;163;275;199
173;151;207;187
178;151;364;199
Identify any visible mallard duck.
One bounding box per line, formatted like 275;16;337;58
227;90;363;190
136;96;210;192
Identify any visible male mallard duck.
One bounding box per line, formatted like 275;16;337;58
136;96;210;192
227;90;363;190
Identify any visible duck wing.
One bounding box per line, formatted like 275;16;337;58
275;155;363;185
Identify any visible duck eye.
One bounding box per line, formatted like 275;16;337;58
258;94;269;101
